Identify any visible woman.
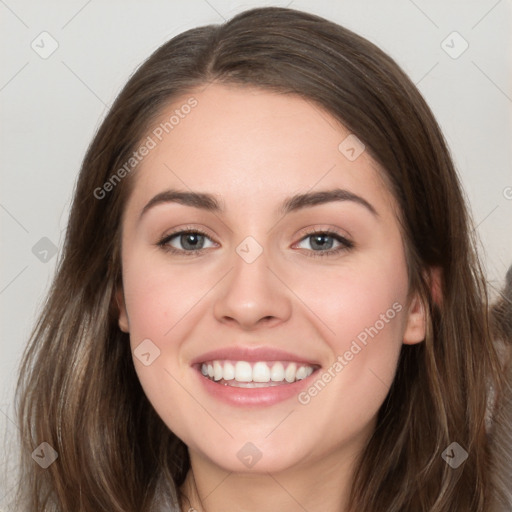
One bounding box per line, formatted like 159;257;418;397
14;7;510;511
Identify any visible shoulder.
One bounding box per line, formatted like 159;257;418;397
488;268;512;512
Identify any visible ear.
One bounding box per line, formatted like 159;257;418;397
403;292;426;345
115;287;130;333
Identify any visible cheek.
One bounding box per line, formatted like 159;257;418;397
122;250;209;343
295;249;409;353
121;250;218;408
121;255;205;433
291;248;409;421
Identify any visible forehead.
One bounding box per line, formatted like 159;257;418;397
126;83;394;216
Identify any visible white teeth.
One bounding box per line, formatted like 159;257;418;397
252;362;271;383
270;362;285;382
213;361;223;381
295;366;307;380
223;361;235;380
199;360;316;385
285;362;297;383
235;361;252;382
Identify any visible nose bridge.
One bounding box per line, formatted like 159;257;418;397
213;238;292;328
231;244;271;293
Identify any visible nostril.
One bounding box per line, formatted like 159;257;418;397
258;316;280;327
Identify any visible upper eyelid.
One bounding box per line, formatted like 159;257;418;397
293;226;352;244
295;223;351;236
159;226;218;243
292;231;353;249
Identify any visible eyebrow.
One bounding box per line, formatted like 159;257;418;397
139;187;377;220
280;189;377;216
140;190;221;219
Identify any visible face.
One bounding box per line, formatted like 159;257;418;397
117;84;426;475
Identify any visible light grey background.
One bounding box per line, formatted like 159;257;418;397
1;0;511;507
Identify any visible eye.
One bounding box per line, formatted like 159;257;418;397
157;228;352;257
158;229;217;254
294;230;353;256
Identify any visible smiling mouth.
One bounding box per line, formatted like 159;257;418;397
199;360;318;388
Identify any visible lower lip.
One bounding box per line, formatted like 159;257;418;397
195;368;319;407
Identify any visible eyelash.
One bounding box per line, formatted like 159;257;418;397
295;227;354;258
156;227;354;258
157;227;217;257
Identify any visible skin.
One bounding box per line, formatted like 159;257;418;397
117;83;426;512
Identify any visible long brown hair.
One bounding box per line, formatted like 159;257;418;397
14;7;507;511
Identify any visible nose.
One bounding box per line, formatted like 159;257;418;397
213;248;293;330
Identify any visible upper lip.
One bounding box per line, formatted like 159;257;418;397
190;346;321;366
